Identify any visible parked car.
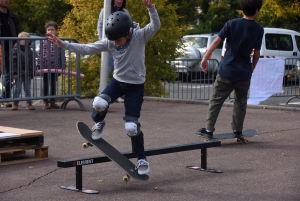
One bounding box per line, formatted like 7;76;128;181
171;33;223;82
221;28;300;83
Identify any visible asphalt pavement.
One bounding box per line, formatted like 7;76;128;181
0;97;299;201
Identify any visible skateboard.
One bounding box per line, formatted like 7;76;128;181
76;121;149;182
195;129;257;143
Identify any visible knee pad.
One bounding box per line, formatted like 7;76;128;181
92;94;111;113
124;121;141;137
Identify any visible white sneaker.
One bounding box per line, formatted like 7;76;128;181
91;120;106;140
135;159;150;175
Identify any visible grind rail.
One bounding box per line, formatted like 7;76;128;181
57;140;221;194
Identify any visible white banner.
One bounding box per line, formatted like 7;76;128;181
248;58;285;105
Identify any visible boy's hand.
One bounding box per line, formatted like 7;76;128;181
46;33;62;46
200;59;208;73
142;0;153;8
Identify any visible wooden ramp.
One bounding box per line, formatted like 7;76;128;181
0;126;48;166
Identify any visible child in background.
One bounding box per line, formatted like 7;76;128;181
12;32;35;110
36;21;66;109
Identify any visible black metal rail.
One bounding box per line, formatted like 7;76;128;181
57;140;221;194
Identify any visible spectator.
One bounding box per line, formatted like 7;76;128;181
36;21;66;109
0;0;22;107
12;32;35;110
97;0;129;103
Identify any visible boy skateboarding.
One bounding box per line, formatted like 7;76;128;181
47;0;160;175
195;0;263;139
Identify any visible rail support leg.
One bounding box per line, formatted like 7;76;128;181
60;165;99;194
201;148;207;169
186;148;223;173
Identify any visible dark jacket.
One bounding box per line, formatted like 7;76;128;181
12;43;35;77
0;8;22;72
0;9;22;48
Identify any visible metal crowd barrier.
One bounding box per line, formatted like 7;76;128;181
270;58;300;104
0;37;86;110
163;58;300;104
163;58;219;100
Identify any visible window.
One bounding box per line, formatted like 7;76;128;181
265;34;278;50
295;35;300;51
265;34;293;51
278;34;293;51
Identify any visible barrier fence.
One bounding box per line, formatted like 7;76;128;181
2;38;299;108
0;37;86;110
163;58;300;104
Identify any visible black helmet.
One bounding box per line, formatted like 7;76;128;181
105;11;133;40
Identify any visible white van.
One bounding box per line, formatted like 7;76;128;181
221;28;300;83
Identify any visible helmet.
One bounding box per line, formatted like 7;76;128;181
105;11;133;40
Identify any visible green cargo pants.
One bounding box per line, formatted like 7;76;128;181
206;74;251;132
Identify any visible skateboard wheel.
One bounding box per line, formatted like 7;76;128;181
235;138;240;142
82;142;89;149
123;175;130;182
244;139;249;144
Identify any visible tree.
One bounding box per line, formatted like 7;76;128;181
167;0;202;25
203;0;242;32
258;0;300;31
60;0;187;97
9;0;72;35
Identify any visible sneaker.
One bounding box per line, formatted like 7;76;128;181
2;102;12;107
233;130;243;138
91;120;106;140
135;159;150;175
26;103;35;110
195;128;213;138
12;102;18;110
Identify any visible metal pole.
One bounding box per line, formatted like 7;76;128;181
99;0;111;93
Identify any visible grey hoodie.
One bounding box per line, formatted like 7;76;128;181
60;7;160;85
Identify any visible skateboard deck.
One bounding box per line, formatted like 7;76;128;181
195;129;257;143
76;121;149;182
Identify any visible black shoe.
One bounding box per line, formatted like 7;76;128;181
233;131;243;138
195;128;213;138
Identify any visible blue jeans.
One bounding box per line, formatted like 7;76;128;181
13;75;33;103
92;77;145;159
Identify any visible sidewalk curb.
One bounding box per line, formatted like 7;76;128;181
144;97;300;111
